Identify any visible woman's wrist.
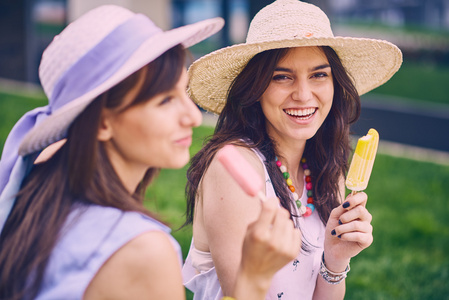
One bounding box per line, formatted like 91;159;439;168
232;266;272;300
319;252;350;284
321;250;350;273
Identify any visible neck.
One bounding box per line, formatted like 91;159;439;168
103;142;146;194
275;139;306;176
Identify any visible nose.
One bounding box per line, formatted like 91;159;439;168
180;93;202;127
291;79;312;102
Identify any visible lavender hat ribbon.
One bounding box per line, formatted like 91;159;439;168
0;14;162;231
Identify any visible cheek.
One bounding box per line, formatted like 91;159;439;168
114;111;162;149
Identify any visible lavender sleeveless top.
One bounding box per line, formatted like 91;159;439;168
182;148;325;300
35;204;181;299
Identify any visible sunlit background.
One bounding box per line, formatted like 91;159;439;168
0;1;448;299
2;0;449;84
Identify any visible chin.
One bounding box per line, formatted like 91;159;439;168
168;154;190;169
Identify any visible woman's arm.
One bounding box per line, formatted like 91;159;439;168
84;231;185;300
200;146;272;295
313;179;373;300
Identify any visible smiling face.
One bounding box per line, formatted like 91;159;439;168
99;68;202;191
260;46;334;146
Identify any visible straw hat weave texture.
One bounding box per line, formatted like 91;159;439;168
188;0;403;114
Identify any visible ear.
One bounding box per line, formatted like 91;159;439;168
97;110;114;142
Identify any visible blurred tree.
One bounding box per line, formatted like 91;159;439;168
0;0;26;81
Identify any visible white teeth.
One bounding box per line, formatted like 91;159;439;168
284;108;316;117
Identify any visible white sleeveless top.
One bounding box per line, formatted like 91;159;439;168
182;148;325;300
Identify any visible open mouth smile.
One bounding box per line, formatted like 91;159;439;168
284;108;317;120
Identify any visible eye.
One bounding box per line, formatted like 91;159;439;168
311;72;329;79
272;74;291;81
159;96;173;106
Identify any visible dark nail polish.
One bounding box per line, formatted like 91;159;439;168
338;220;343;225
331;229;336;236
343;201;350;209
338;234;342;238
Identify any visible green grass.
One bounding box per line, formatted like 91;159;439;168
345;154;449;299
369;61;449;106
0;91;47;153
1;65;449;299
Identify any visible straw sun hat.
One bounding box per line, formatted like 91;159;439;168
16;5;223;156
188;0;403;114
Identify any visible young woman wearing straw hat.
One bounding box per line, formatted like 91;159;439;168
183;0;402;299
0;5;301;300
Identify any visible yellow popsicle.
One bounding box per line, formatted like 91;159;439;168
345;128;379;192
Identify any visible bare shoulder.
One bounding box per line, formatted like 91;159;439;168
201;143;264;233
206;144;265;185
84;231;184;300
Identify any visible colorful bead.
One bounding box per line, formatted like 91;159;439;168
307;203;315;212
276;156;315;218
303;206;312;217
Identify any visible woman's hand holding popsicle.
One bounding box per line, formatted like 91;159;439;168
233;196;301;299
217;145;301;299
322;129;378;274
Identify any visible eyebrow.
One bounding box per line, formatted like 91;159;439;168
274;64;331;73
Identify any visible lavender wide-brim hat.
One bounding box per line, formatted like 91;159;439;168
19;5;224;156
0;5;223;229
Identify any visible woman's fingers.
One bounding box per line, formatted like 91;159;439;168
271;207;301;256
344;191;368;208
339;204;373;223
333;220;372;236
242;197;301;277
249;196;278;241
331;201;373;248
329;191;369;224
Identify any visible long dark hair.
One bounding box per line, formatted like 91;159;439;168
0;44;186;300
185;46;360;227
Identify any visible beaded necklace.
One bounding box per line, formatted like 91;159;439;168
275;157;315;217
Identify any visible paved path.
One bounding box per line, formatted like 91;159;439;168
352;95;449;153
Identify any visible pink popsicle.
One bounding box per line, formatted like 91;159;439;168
216;145;266;202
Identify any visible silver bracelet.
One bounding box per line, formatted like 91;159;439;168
319;252;350;285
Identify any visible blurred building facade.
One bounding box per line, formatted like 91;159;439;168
1;0;448;85
330;0;449;30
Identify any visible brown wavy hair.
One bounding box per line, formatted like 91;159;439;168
185;46;361;228
0;44;185;300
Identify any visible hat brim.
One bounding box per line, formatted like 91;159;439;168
18;17;224;156
188;36;402;114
